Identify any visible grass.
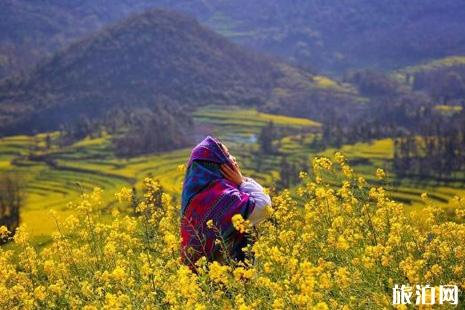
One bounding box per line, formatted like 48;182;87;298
0;106;464;245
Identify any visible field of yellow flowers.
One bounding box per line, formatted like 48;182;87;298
1;153;464;309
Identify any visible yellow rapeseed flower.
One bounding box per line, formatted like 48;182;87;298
0;164;464;309
232;214;250;233
375;168;385;180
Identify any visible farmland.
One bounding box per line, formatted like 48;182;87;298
0;105;463;245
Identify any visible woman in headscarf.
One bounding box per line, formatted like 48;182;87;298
180;136;271;268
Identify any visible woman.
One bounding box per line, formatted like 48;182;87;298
180;136;271;268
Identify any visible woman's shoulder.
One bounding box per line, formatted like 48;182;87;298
240;177;264;191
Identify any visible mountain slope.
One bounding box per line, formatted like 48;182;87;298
0;9;352;135
175;0;465;73
395;56;465;104
0;0;158;79
3;1;465;78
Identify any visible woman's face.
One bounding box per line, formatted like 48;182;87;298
219;142;238;167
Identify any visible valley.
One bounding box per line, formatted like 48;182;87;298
1;105;463;246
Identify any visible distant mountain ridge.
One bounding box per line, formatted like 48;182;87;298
177;0;465;73
0;9;352;135
2;0;465;78
0;0;157;78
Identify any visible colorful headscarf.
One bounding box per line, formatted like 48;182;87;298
180;136;255;267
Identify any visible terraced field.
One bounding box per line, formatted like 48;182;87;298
0;106;320;244
1;106;464;245
320;139;465;213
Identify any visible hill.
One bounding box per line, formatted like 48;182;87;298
0;0;158;79
2;1;465;78
0;9;349;136
395;56;465;105
182;0;465;73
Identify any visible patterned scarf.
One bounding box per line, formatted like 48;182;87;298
180;136;256;267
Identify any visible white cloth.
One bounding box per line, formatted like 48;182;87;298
239;177;272;226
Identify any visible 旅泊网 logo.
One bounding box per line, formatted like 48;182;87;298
392;284;459;305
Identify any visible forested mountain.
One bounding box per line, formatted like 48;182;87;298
2;0;465;78
176;0;465;73
0;0;157;78
396;56;465;105
0;9;354;136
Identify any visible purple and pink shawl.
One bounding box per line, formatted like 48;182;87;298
180;136;256;267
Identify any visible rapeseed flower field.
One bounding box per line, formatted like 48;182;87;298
1;153;464;309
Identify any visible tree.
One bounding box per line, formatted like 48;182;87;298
0;173;23;243
278;156;299;190
278;156;292;189
258;121;275;154
345;69;401;98
45;134;52;150
443;72;465;103
111;105;193;157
